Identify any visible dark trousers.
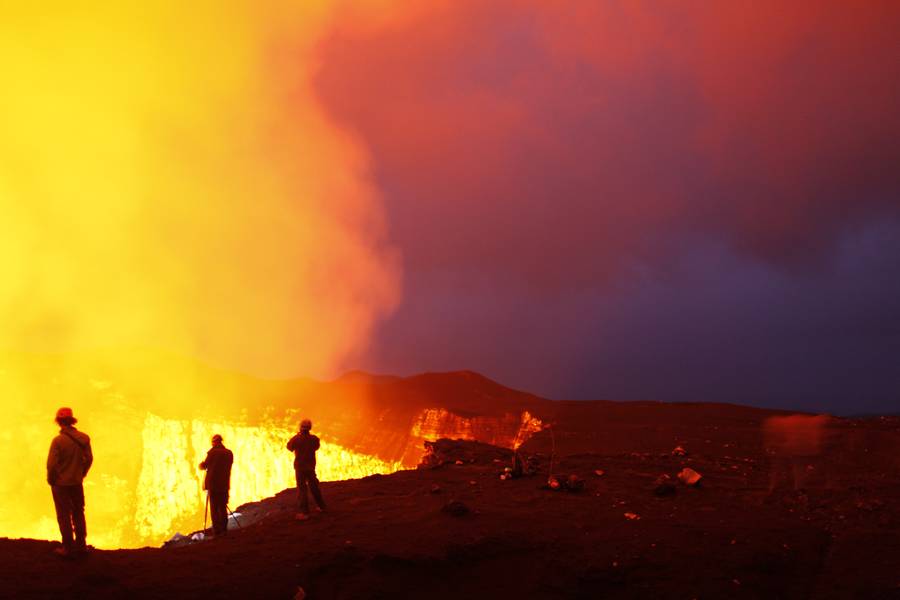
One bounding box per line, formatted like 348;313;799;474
51;484;86;549
208;490;229;535
295;469;325;514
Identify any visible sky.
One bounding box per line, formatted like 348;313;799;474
2;2;898;416
312;1;900;413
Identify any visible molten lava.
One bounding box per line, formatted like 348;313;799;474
134;414;403;544
1;353;547;549
408;408;543;455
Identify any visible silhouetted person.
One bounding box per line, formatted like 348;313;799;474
199;434;233;536
287;419;325;520
46;407;93;557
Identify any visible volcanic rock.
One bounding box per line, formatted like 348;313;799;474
442;499;471;517
653;474;677;497
678;467;702;486
3;394;900;599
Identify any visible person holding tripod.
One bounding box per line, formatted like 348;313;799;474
286;419;326;521
199;434;233;537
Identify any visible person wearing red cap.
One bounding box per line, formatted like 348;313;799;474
46;407;93;557
199;434;233;536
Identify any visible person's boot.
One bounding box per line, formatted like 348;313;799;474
53;545;73;558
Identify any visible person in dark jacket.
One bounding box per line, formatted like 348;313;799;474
199;434;233;536
47;407;93;557
286;419;325;520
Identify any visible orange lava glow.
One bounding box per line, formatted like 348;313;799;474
0;2;401;549
409;408;543;453
134;414;403;545
0;356;405;549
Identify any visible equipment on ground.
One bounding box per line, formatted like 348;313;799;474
226;504;242;529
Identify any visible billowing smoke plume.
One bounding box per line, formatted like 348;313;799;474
311;1;900;406
0;2;400;376
316;1;900;283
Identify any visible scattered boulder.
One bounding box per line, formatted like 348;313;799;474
544;474;585;493
162;533;189;548
624;512;641;521
653;474;677;497
672;446;688;457
678;467;702;486
593;469;605;477
442;500;471;517
430;484;442;494
566;474;586;493
419;439;513;469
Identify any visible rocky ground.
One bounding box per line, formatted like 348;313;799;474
2;412;899;599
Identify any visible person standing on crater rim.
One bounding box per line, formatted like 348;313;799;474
47;407;93;558
199;434;233;537
287;419;326;521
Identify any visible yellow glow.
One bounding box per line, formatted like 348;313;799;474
408;408;543;454
0;3;399;374
135;414;402;544
1;2;400;548
0;354;409;548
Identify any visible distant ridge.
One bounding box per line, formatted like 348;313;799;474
333;370;402;385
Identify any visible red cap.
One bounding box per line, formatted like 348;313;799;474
55;407;74;419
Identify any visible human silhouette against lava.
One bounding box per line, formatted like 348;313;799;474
287;419;326;520
199;434;233;537
46;407;93;558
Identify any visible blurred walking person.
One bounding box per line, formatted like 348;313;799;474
47;407;93;558
199;434;233;537
287;419;326;520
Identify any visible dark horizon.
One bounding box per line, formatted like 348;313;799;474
334;367;896;418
